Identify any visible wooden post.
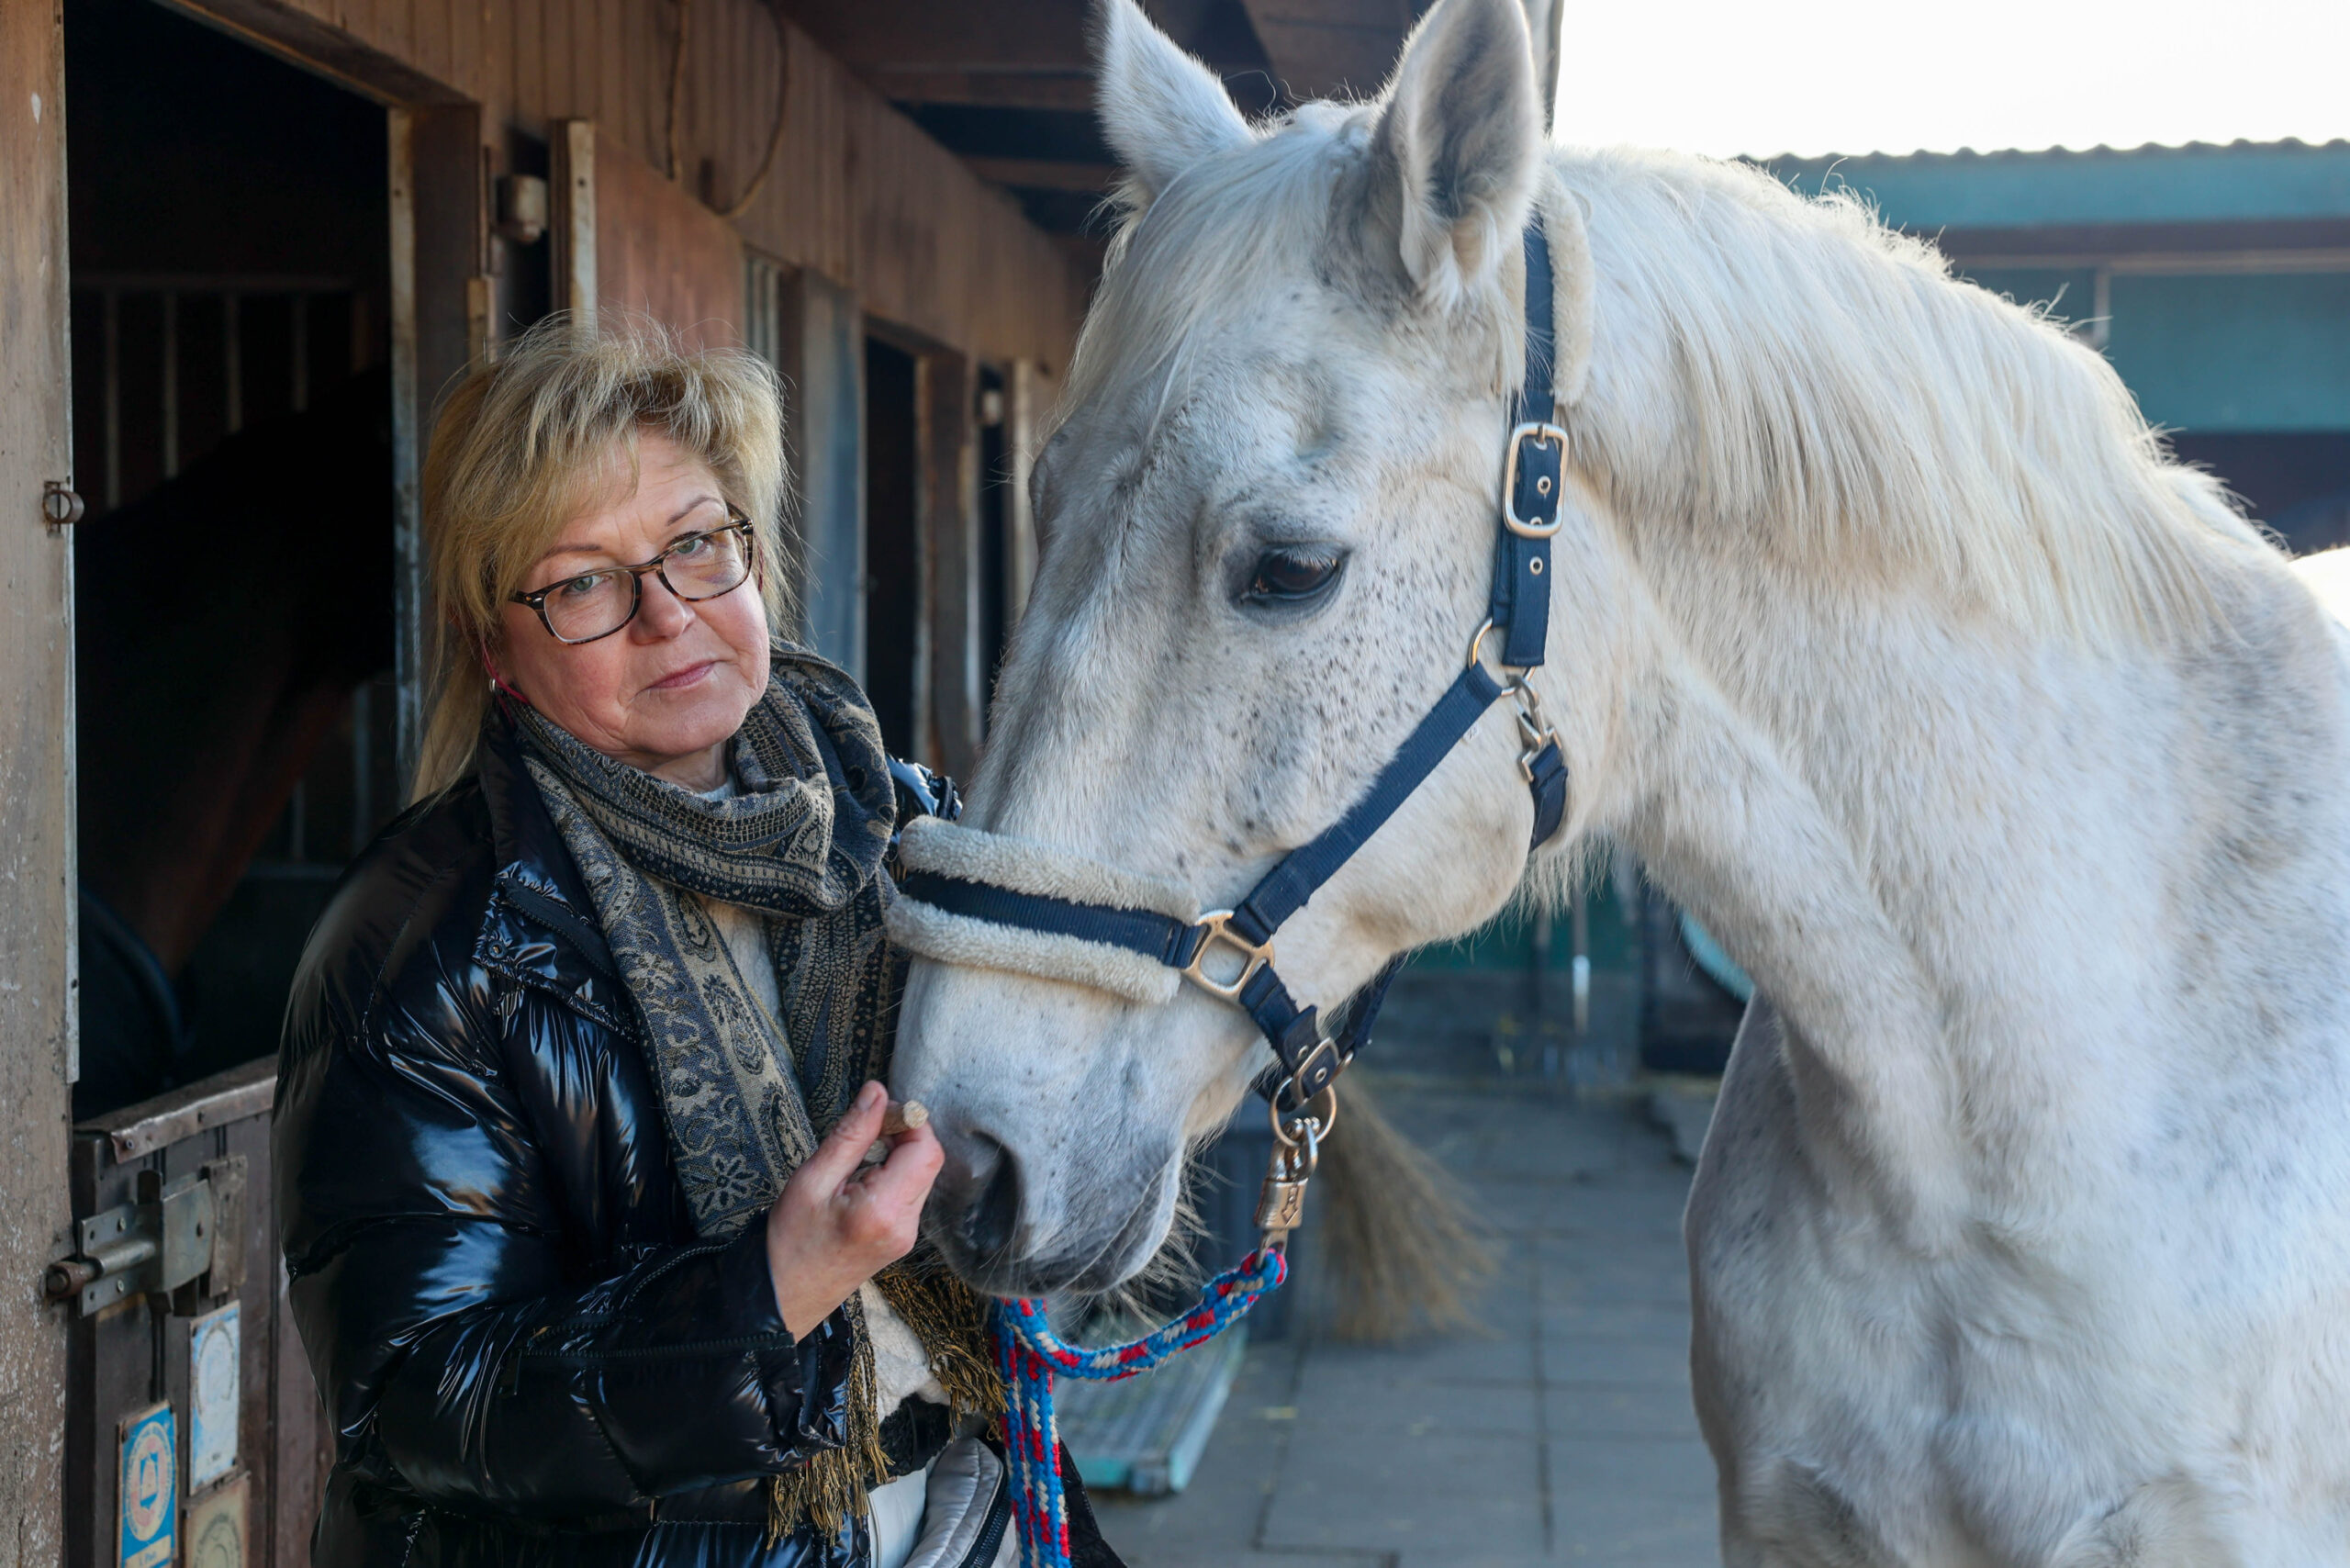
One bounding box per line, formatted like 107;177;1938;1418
0;0;77;1561
920;349;980;778
550;120;597;331
777;271;866;679
1003;358;1052;622
389;105;485;790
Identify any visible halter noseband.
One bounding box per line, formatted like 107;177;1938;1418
894;220;1570;1147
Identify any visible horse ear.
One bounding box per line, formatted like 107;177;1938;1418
1372;0;1545;309
1092;0;1252;205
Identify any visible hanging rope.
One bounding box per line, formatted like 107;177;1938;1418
661;0;791;220
991;1249;1288;1568
717;0;790;219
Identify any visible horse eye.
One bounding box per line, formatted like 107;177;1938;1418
1245;547;1344;604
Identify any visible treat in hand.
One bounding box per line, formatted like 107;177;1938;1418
866;1098;929;1162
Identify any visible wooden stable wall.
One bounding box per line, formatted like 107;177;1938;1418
157;0;1083;779
0;0;77;1562
177;0;1087;372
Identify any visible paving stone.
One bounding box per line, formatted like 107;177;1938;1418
1124;1555;1393;1568
1265;1428;1548;1557
1539;1300;1684;1339
1290;1360;1541;1438
1551;1437;1718;1565
1306;1322;1537;1386
1544;1332;1692;1390
1548;1382;1704;1441
1540;1238;1691;1307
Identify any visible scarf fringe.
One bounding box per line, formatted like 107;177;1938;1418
764;1268;1005;1543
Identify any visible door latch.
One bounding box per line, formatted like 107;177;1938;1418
45;1170;217;1316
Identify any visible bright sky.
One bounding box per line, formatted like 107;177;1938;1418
1548;0;2350;161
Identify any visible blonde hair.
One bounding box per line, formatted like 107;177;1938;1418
411;315;792;801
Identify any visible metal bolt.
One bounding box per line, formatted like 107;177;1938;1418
41;482;84;526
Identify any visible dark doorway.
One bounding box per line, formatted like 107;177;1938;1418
864;337;922;758
65;0;397;1116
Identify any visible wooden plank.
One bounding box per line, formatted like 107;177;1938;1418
919;349;979;777
551;118;598;325
777;267;865;674
964;157;1114;192
1004;356;1051;618
0;0;75;1562
592;130;744;346
82;1057;274;1162
154;0;472;104
388;105;483;784
868;68;1094;110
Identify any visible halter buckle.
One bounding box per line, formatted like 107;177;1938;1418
1502;421;1569;538
1181;911;1275;1002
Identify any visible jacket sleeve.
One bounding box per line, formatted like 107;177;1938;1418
276;875;855;1519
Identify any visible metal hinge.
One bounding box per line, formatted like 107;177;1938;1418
44;1169;218;1316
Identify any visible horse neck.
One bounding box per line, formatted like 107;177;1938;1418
1591;529;2350;1242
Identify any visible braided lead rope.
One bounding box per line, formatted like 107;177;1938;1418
991;1249;1290;1568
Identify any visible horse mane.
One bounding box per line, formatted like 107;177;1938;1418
1058;106;1372;441
1557;146;2266;647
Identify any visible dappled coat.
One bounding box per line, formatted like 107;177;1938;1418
274;723;1119;1568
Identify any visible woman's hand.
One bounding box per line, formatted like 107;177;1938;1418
764;1081;944;1336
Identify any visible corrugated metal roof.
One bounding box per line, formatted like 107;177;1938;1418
1758;138;2350;230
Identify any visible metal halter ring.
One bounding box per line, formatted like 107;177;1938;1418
1181;911;1275;1002
1501;421;1569;538
1466;618;1499;672
1270;1084;1337;1158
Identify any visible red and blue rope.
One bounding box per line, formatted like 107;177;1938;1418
991;1249;1288;1568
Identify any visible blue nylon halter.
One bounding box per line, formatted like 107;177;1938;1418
901;220;1570;1112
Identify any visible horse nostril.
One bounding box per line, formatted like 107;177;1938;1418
962;1137;1022;1261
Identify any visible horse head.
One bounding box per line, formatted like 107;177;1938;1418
891;0;1594;1296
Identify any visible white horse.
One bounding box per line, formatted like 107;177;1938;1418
890;0;2350;1559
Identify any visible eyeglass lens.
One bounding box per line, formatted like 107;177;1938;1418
542;528;753;644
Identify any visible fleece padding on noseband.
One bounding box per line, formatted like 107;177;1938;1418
887;817;1201;1004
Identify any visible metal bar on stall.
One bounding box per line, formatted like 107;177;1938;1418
350;683;374;857
291;293;308;413
103;289;121;510
161;291;178;478
224;292;241;434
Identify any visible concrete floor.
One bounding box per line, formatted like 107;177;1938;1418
1092;1084;1718;1568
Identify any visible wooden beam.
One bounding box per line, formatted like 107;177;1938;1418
778;0;1092;77
869;67;1094;111
1239;0;1413;99
157;0;473;106
0;0;74;1560
964;157;1115;192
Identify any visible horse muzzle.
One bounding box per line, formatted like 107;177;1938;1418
921;1111;1179;1296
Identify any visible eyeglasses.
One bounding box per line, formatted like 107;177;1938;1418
509;516;759;644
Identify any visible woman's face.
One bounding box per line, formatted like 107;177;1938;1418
495;431;771;789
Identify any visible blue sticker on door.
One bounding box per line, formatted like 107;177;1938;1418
118;1404;176;1568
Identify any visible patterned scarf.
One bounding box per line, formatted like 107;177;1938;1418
512;644;1001;1540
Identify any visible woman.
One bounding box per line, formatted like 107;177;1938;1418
274;320;1118;1568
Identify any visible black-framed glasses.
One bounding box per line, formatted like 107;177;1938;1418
509;515;758;644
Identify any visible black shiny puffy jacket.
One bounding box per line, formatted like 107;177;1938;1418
274;725;1118;1568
